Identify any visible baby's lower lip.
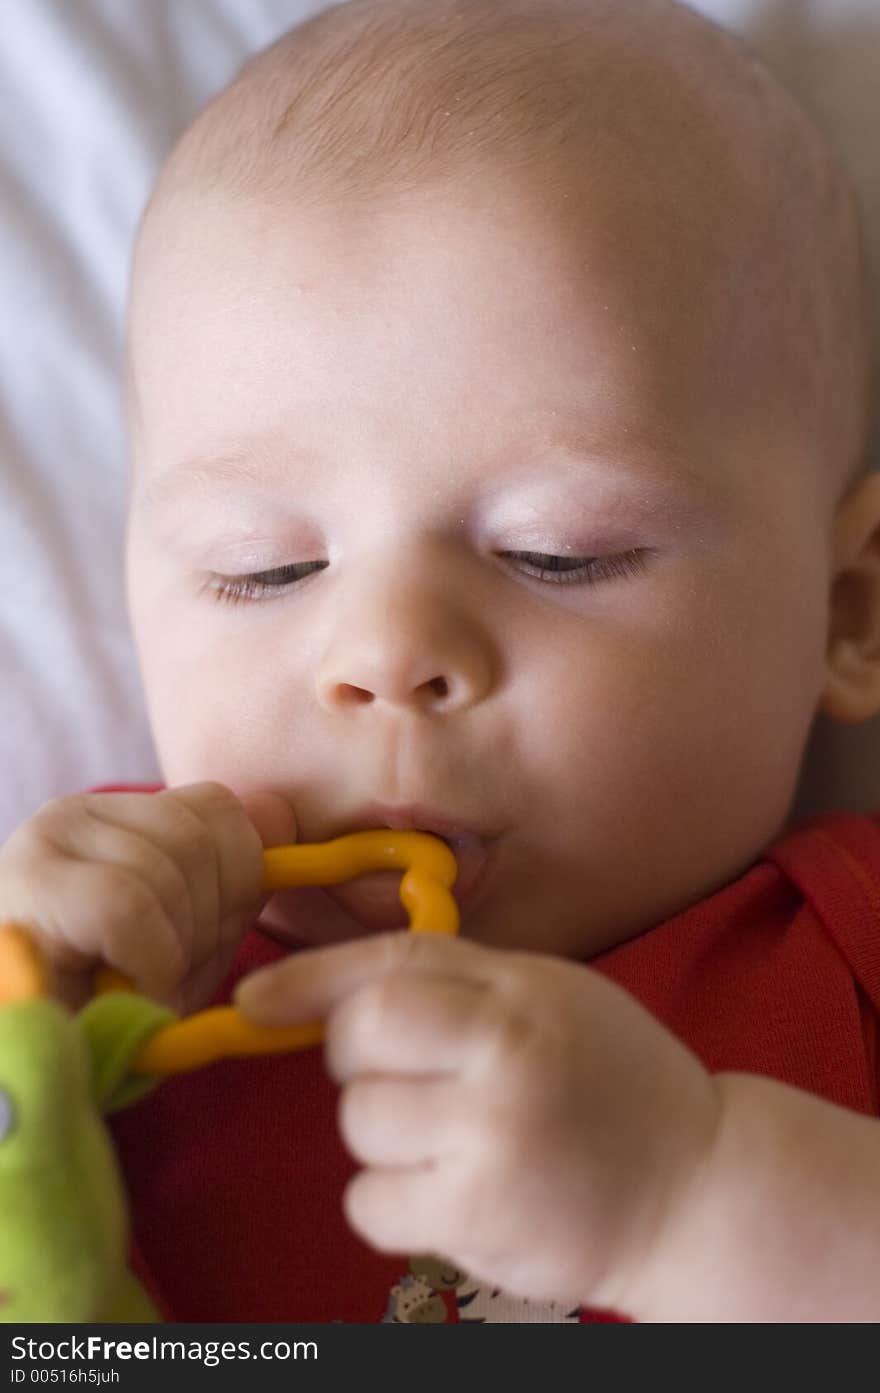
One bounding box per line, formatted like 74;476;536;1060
323;835;494;932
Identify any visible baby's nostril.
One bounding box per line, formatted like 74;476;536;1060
428;676;449;698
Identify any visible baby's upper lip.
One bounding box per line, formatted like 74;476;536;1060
332;802;493;846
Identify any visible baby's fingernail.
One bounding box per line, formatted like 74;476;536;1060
234;967;274;1016
241;792;298;848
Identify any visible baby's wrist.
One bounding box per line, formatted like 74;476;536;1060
602;1068;724;1320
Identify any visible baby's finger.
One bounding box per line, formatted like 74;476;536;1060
158;783;270;957
85;783;269;969
339;1074;460;1167
325;975;488;1082
4;851;187;999
238;790;299;851
343;1164;456;1258
58;794;204;962
235;927;495;1026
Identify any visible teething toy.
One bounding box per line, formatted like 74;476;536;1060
105;831;459;1076
0;831;458;1322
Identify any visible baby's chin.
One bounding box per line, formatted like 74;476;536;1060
255;883;410;950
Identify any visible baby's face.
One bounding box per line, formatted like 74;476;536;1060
126;175;831;959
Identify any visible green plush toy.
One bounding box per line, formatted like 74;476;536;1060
0;928;173;1322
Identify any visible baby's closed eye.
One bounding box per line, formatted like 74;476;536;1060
202;548;651;604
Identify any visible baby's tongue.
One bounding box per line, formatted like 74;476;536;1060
323;871;409;932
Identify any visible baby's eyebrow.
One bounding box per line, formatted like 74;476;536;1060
137;422;708;515
138;444;313;512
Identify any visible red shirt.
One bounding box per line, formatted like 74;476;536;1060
100;788;880;1321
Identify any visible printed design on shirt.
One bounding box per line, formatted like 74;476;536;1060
381;1255;580;1323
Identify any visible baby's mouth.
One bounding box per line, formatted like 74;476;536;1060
320;807;496;932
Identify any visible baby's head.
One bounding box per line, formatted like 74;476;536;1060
124;0;880;960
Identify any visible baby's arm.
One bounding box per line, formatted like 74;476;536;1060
628;1070;880;1322
0;782;296;1013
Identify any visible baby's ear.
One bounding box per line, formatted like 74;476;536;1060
820;471;880;724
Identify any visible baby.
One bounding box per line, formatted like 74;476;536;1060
3;0;880;1322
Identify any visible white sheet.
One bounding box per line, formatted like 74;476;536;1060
1;0;878;843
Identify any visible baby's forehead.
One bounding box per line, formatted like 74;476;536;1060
131;0;871;501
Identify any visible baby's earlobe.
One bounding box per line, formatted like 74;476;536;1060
821;476;880;724
820;628;880;725
822;562;880;722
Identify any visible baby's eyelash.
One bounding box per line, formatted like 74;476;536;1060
204;549;649;605
500;549;649;585
205;562;328;605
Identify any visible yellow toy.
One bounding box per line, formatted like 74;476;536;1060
112;829;460;1076
91;828;457;1072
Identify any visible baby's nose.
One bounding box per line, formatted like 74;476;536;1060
321;665;452;711
317;645;491;714
314;602;494;715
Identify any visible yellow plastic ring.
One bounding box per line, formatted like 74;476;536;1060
126;830;459;1076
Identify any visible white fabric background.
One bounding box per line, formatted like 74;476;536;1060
1;0;878;843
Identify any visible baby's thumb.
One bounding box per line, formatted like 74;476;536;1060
240;791;299;849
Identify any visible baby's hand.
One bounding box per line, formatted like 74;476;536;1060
0;782;296;1014
235;932;721;1314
